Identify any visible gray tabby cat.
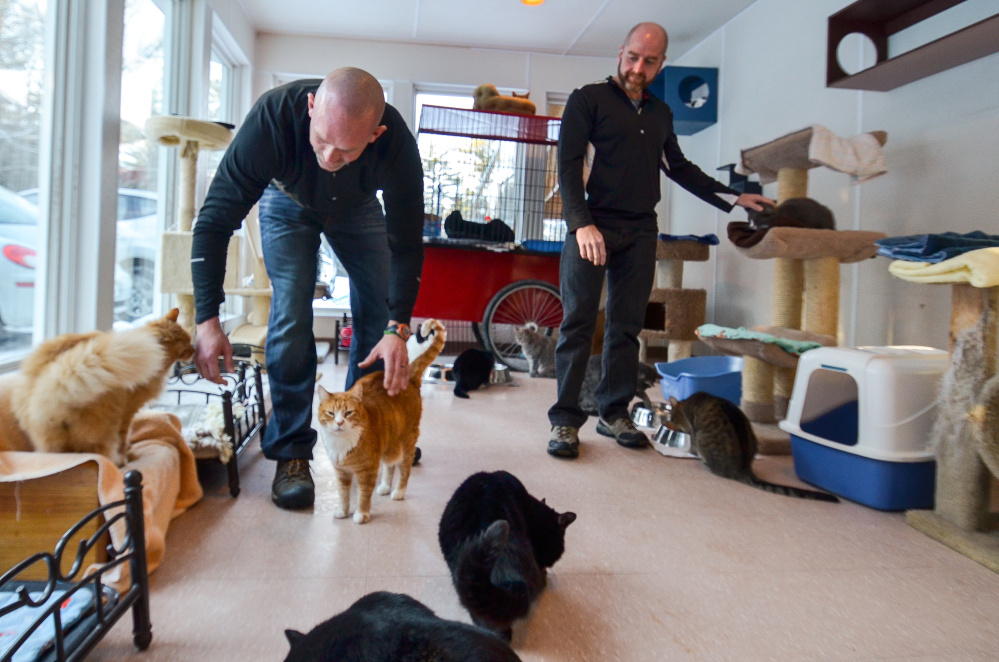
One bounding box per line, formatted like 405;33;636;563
668;392;838;502
578;355;659;416
512;323;556;378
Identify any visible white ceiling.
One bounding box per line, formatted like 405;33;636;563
240;0;757;60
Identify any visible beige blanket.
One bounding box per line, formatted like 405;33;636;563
739;124;888;185
0;402;202;590
888;247;999;288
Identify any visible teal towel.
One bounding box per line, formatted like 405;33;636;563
696;324;823;356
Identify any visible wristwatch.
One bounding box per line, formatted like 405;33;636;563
384;323;412;341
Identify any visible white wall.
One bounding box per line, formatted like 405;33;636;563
254;33;614;130
667;0;999;351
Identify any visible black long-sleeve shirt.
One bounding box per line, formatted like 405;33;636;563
558;77;738;233
191;79;425;324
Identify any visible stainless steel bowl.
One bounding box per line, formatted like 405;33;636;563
489;363;512;385
651;422;693;454
630;401;672;429
422;363;454;384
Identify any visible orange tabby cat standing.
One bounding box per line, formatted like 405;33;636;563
11;308;194;466
317;319;446;524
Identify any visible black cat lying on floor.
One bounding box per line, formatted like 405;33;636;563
438;470;576;641
283;591;522;662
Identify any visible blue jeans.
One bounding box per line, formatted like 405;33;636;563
258;184;390;460
548;224;658;429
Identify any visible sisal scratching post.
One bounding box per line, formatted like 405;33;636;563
907;283;999;574
742;166;808;421
640;239;710;364
742;356;776;424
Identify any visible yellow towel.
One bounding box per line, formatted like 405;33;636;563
888;247;999;288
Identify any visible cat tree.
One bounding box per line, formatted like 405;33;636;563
897;256;999;573
702;125;887;425
145;116;271;360
638;239;711;363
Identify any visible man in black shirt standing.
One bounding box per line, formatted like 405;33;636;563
191;67;425;508
547;23;773;459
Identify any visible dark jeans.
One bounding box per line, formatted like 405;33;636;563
257;184;390;461
548;224;658;430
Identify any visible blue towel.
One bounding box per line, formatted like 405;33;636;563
876;231;999;263
658;233;720;245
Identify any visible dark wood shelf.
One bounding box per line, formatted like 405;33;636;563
827;0;999;91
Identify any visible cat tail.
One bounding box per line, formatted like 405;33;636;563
25;326;168;409
408;319;448;381
745;477;839;502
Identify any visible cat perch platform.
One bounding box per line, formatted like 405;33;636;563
894;249;999;574
715;125;888;425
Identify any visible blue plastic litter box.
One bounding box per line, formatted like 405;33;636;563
779;346;949;511
655;356;742;404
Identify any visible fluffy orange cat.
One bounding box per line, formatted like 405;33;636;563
11;308;194;466
317;319;446;524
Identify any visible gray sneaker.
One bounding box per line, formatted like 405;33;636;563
547;425;580;459
596;417;649;448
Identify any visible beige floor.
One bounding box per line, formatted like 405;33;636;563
90;355;999;661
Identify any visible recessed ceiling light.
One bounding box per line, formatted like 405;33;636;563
522;0;544;5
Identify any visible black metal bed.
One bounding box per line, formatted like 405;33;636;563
0;471;151;662
155;360;267;497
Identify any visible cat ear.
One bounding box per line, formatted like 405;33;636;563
285;629;306;646
165;308;180;322
540;498;546;504
668;396;679;407
559;512;577;529
317;384;330;398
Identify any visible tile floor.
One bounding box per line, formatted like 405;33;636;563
90;355;999;661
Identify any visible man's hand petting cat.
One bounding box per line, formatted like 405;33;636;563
359;334;411;396
194;317;234;384
735;192;776;212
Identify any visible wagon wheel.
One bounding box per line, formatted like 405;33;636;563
482;280;562;372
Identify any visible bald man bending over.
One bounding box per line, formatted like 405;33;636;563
192;67;424;509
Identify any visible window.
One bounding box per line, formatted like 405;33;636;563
0;0;46;360
116;0;165;324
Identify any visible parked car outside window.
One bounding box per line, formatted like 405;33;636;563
18;187;159;324
0;185;39;331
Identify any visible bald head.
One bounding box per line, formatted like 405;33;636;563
623;22;668;55
616;22;668;99
308;67;388;172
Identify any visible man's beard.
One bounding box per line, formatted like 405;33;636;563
617;65;648;94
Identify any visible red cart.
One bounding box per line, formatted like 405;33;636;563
411;241;562;372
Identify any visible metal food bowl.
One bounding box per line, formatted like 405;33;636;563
652;422;693;454
630;401;672;429
422;363;454;384
489;363;513;385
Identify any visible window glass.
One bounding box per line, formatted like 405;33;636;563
0;0;46;357
116;0;164;324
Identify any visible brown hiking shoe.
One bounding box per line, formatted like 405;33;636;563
272;458;315;509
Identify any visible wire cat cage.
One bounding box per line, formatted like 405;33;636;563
418;105;566;245
412;106;566;366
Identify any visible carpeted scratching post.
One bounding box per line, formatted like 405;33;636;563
721;126;888;424
144;116;233;336
906;279;999;575
639;239;711;363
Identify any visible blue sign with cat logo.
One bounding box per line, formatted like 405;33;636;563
648;66;719;136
